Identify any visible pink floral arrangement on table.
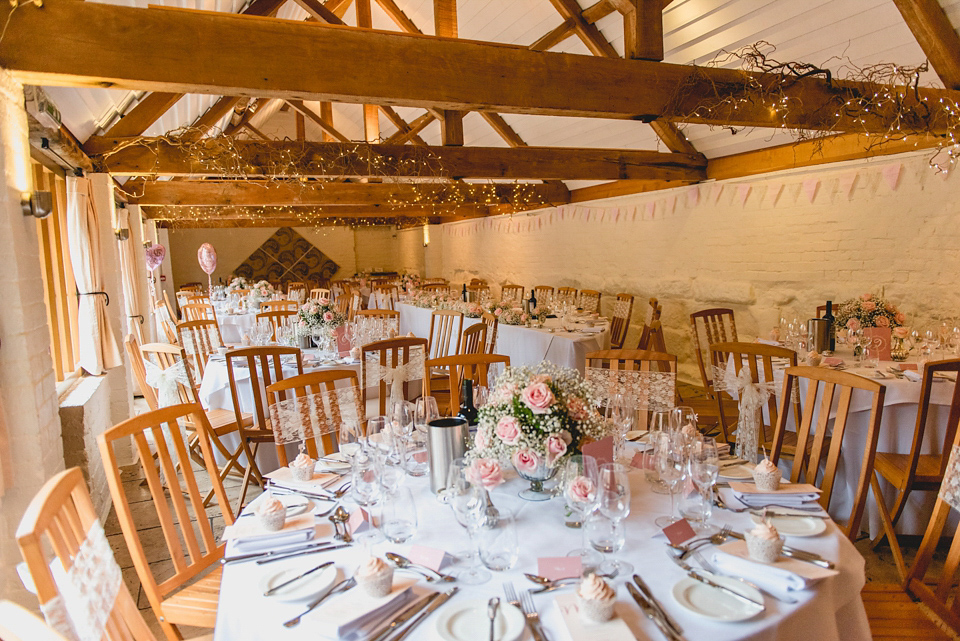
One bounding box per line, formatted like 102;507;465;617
410;289;458;310
224;276;250;294
835;293;906;330
251;280;276;299
487;301;529;325
400;272;422;293
460;301;485;318
297;300;345;331
469;363;608;472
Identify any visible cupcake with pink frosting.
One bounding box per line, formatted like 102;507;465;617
752;457;782;491
746;519;783;563
577;573;617;622
256;496;286;532
356;556;394;597
290;451;315;482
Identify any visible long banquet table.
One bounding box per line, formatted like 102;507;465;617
397;303;610;374
214;455;869;641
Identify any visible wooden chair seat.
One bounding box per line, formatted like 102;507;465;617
205;407;254;433
160;566;222;628
874;451;945;486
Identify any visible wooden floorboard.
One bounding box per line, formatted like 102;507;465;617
862;583;956;641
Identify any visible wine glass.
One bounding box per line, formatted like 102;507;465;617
350;448;381;507
644;409;671;492
671;406;698;439
563;455;602;568
684;435;719;531
654;430;686;528
381;487;418;543
604;393;633;463
446;459;491;585
588;463;633;576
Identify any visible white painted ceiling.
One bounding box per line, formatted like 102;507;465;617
40;0;960;187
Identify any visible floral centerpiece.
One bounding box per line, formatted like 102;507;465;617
297;300;346;332
487;301;529;326
460;301;485;318
400;272;422;294
246;279;277;309
225;276;250;295
835;293;905;331
470;363;608;499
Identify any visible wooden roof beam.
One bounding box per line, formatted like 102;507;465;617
384;112;435;144
144;204;488;219
286;100;351;143
893;0;960;89
379;106;428;145
615;0;663;61
11;2;960;133
547;0;619;58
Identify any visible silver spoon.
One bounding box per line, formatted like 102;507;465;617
385;552;456;582
487;597;500;641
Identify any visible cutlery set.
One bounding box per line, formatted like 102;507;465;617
626;574;686;641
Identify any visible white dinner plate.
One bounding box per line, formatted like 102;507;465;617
273;494;313;517
436;600;525;641
258;564;337;604
749;512;827;537
718;464;754;480
672;574;765;622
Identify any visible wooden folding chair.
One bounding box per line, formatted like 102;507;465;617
460;322;488;355
362;337;428;417
871;358;960;580
181;302;218;322
155;299;179;344
310;287;331;301
256;309;297;340
260;300;299;313
904;426;960;634
501;284;524;304
610;293;634;350
98;404;235;640
185;294;210;305
556;287;577;306
579;289;601;314
356;309;400;320
267;370;363;460
422;283;450;294
177;319;222;380
585;349;676;427
771;366;886;540
15;468;160;641
423;353;511;413
648;297;662;323
226;346;304;511
287;281;307;297
533;285;554;300
690;308;738;397
466;284;491;302
428;309;463;360
480;311;499;354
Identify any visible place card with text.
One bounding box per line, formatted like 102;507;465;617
538;556;583;581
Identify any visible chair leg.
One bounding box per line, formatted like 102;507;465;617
870;473;907;581
158;619;184;641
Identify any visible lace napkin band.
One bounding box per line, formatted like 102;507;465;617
269;385;364;445
585;367;676;410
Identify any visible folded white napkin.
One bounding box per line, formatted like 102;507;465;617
232;527;315;553
223;511;317;552
734;491;821;507
710;541;838;596
904;370;922;382
579;326;605;334
313;578;419;640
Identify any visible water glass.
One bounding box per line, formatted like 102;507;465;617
415;397;440;430
654;430;685;528
478;507;519;571
351;450;381;506
644;409;671;490
585;511;628;575
593;463;633;575
381;487;418;543
563;455;602;567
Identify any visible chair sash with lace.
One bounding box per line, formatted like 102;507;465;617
364;347;425;406
143;359;190;409
40;520;122;641
179;326;221;363
585;367;676;410
712;363;778;462
612;299;631;319
269;385;364;445
940;444;960;511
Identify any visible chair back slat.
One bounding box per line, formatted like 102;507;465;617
480;312;499;354
428;310;463;360
177;319;222;379
533;285;553;300
579;290;601;314
690;308;737;394
267;369;362;457
460;323;487;355
424;353;511;403
310;288;332;301
609;294;634;350
181;302;217;322
260;300;299;313
501;284;523;304
556;287;577;306
362;337;428;417
256;309;297;341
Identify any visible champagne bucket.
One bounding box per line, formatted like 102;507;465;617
807;318;830;354
427;417;469;493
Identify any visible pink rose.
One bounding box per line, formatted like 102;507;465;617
875;315;890;327
466;458;503;489
512;448;541;475
299;320;307;327
566;475;595;504
475;428;489;451
531;374;552;385
319;297;329;305
860;293;873;301
521;382;555;414
494;309;502;317
895;312;906;324
893;326;910;339
862;301;877;313
846;318;861;331
566;396;588;421
495;416;521;445
323;311;334;322
545;434;568;465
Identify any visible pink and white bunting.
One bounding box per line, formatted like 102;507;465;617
802;178;820;203
882;163;902;191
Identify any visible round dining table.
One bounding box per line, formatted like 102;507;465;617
213;452;869;641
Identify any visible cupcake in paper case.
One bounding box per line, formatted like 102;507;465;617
746;519;784;563
256;495;286;532
576;573;617;623
289;451;316;483
356;556;394;597
752;457;782;491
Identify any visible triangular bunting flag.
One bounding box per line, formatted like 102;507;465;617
686;185;700;207
838;171;859;199
767;182;784;206
736;184;751;206
666;195;677;215
882;163;902;191
644;201;655;220
711;183;724;204
802;178;819;203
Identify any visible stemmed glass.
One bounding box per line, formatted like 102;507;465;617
604;393;634;463
563;455;602;568
685;435;719;531
654;429;686;528
644;409;672;492
587;463;633;576
446;458;491;585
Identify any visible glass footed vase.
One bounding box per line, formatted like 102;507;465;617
890;335;909;362
514;459;559;501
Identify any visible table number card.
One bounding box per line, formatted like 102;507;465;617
662;518;697;545
630;451;647;470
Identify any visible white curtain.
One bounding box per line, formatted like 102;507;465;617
66;177;122;375
116;207;144;343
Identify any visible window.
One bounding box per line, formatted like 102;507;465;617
33;161;81;381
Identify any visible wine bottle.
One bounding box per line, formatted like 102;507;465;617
458;378;478;426
824;300;835;352
462;283;468;302
528;289;538;316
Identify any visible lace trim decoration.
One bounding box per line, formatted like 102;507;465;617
612;299;631;319
43;521;122;641
269;385;364;446
180;326;221;357
585;367;676;411
143;359;189;408
363;346;425;405
940;444;960;512
712;363;778;463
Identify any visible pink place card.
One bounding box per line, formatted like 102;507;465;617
348;507;372;535
538;557;583;581
408;545;447;572
630;451;647;470
898;363;918;371
582;437;613;465
662;519;697;546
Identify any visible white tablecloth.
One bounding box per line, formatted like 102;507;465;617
398;303;610;373
217;311;260;344
214;452;869;641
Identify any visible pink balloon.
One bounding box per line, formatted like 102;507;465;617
197;243;218;275
145;244;166;271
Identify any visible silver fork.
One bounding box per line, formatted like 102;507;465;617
519;589;548;641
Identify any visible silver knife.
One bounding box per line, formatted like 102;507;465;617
723;531;835;568
264;561;334;596
626;583;684;641
256;543;351;565
632;574;683;637
682;567;764;608
221;541;336;564
749;509;829;520
283;577;357;628
368;592;439;641
387;587;458;641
